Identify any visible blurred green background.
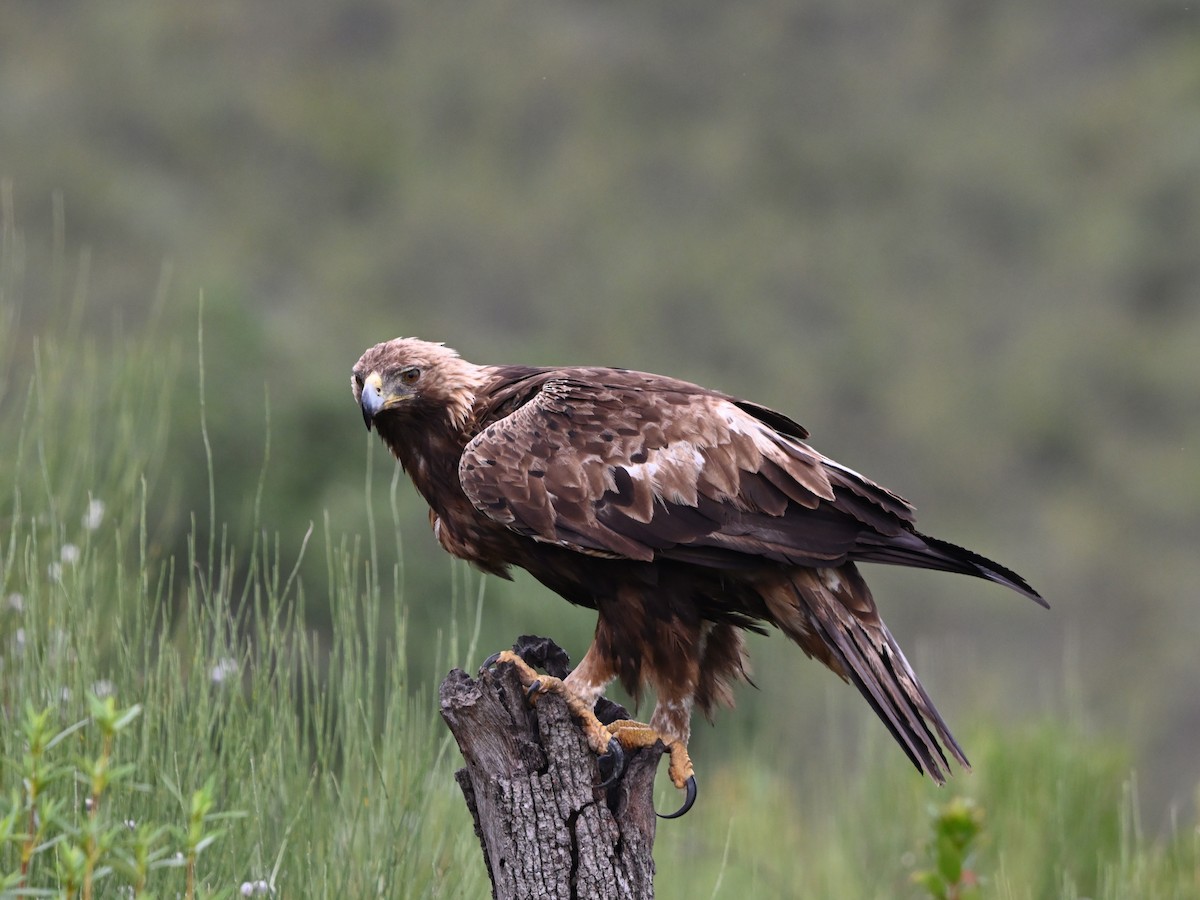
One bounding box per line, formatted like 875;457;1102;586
3;0;1198;829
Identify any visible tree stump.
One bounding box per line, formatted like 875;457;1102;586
439;636;663;900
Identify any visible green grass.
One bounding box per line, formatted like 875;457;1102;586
652;722;1199;899
2;245;1198;897
1;289;490;896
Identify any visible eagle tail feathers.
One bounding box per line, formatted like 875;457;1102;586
817;614;968;783
766;565;969;784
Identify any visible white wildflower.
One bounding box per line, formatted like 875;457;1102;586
82;498;106;531
210;657;240;684
60;544;81;564
92;679;115;698
15;627;26;647
240;880;271;896
6;593;23;613
59;686;72;702
48;562;63;582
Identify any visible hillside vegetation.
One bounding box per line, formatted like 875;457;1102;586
1;271;1197;897
2;0;1199;840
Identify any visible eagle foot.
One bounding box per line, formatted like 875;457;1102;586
482;651;698;818
483;650;619;762
604;719;697;819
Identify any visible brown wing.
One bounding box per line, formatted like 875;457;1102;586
458;370;918;569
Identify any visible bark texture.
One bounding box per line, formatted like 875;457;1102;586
439;637;661;900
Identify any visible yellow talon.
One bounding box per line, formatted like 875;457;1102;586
485;651;698;816
487;650;613;756
604;719;693;790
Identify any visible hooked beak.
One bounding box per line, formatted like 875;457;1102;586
360;372;387;431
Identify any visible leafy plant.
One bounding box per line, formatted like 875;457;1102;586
2;696;237;899
911;796;985;900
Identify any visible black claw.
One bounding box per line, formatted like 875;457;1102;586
657;775;697;820
479;651;503;674
525;679;543;703
597;737;626;788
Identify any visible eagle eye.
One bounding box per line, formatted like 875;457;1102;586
400;366;421;385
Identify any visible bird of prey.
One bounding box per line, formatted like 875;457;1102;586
352;337;1044;817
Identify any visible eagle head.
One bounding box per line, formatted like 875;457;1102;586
352;338;484;433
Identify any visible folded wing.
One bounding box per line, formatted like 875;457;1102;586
459;370;1042;603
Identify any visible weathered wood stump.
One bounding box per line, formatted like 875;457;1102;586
439;636;664;900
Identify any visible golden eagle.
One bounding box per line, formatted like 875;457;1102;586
353;338;1043;817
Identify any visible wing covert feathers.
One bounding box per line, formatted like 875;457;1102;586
460;372;917;566
459;368;1042;608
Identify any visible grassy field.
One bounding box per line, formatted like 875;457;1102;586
2;281;1198;897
